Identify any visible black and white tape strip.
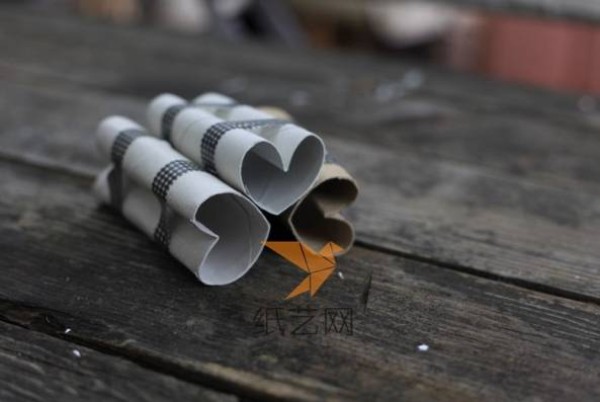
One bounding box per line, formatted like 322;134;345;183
200;119;288;174
108;128;144;208
161;104;187;142
153;203;173;249
150;159;201;248
151;159;200;201
160;101;291;173
160;101;238;142
108;129;201;249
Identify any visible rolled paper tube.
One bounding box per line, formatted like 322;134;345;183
94;116;270;285
187;99;359;254
146;93;325;215
281;163;358;255
253;106;358;255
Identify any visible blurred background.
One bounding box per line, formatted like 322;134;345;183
9;0;600;96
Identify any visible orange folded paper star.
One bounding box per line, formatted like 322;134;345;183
265;241;344;299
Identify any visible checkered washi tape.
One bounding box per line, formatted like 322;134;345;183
111;128;144;164
108;129;144;208
153;203;171;248
151;159;200;201
150;159;200;248
160;101;239;142
161;104;187;142
200;119;288;174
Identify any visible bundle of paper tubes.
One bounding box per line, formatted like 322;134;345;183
93;93;358;285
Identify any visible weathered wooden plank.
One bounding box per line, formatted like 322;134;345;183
1;9;599;193
0;321;236;402
340;139;600;301
1;8;596;118
0;79;143;176
1;159;600;401
0;7;593;120
1;77;600;301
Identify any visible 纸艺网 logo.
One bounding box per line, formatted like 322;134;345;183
264;241;343;299
253;241;359;336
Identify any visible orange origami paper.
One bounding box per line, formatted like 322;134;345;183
265;242;344;299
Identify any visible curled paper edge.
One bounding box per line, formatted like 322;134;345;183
93;163;270;285
256;106;359;255
281;163;359;255
147;93;326;215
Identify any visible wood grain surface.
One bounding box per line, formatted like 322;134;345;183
0;44;599;301
1;159;600;401
1;7;599;402
0;321;235;402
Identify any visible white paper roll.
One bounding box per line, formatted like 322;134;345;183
146;93;325;215
94;116;270;285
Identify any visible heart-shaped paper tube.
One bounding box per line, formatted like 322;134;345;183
198;100;359;255
280;162;358;255
253;106;358;254
93;116;270;285
146;93;325;215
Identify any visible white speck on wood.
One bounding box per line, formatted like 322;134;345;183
337;271;345;280
64;328;71;334
417;344;429;352
72;349;81;358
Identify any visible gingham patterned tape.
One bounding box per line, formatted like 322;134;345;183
200;119;288;174
150;160;200;249
111;128;144;164
153;203;172;248
108;129;144;208
151;159;200;201
161;104;187;142
161;101;238;142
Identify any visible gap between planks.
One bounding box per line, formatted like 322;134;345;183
2;147;599;309
0;299;327;402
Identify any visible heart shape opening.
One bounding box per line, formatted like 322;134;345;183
194;192;268;285
289;173;358;254
242;134;325;214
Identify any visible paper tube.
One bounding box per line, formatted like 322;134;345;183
197;100;359;255
280;163;358;254
93;116;270;285
146;93;325;215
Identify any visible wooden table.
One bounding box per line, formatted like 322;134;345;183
1;7;599;402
